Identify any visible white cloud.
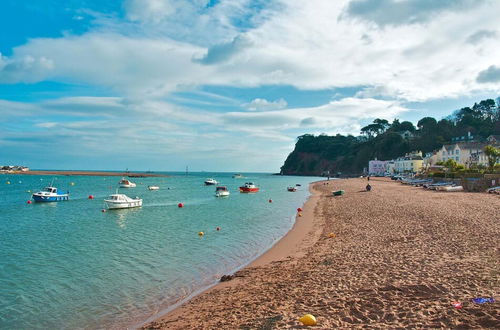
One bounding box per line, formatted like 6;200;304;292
244;98;287;111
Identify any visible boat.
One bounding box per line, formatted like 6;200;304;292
215;186;230;197
436;185;464;192
32;186;69;202
239;182;259;193
119;177;136;188
104;194;142;209
332;190;345;196
232;174;244;178
287;186;297;192
204;178;218;185
148;185;160;190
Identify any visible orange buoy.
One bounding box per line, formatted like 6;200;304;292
27;200;32;204
101;209;106;212
297;207;302;212
299;314;317;326
216;227;220;231
198;231;204;236
88;195;94;199
178;202;184;208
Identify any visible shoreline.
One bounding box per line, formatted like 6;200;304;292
138;180;326;329
143;178;499;329
7;170;168;177
140;179;328;329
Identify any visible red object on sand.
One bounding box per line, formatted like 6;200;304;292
452;302;462;309
297;207;302;212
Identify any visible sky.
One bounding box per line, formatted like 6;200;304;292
1;0;500;172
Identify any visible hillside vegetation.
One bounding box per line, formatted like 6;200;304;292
280;99;500;175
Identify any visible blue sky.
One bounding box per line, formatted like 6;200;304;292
1;0;499;172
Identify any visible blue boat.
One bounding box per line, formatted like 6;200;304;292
32;186;69;202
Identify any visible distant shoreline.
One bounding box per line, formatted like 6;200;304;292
8;170;168;177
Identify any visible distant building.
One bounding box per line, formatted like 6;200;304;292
399;130;415;140
487;135;500;144
438;142;487;167
394;151;424;174
368;158;388;176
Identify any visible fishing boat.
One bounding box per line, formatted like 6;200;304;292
436;185;464;192
32;187;69;202
239;182;259;193
104;194;142;209
204;178;218;185
332;190;345;196
148;185;160;190
215;186;230;197
119;177;136;188
287;186;297;192
232;174;244;178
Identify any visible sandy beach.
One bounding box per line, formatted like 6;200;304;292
143;178;499;329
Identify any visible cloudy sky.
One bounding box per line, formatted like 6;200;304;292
1;0;499;172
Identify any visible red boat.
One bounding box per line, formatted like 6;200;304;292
239;182;259;193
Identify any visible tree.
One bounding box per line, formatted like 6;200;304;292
484;145;500;171
417;117;437;131
399;121;416;132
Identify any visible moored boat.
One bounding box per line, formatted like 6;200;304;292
215;186;230;197
239;182;259;193
119;177;136;188
287;186;297;192
204;178;218;185
104;194;142;209
232;174;244;178
32;187;69;202
148;185;160;190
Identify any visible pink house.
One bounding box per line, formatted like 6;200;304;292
368;159;388;175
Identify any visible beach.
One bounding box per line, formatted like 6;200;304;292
144;177;500;329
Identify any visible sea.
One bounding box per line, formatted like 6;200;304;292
0;172;319;329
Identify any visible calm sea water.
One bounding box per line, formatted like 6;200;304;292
0;172;318;329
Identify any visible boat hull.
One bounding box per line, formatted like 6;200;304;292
239;187;259;193
104;200;142;209
119;183;136;188
215;192;230;197
32;193;69;202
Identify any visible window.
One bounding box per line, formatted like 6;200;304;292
455;150;459;155
456;157;459;161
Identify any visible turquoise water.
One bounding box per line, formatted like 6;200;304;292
0;172;317;329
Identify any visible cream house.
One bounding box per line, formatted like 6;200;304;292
394;151;424;174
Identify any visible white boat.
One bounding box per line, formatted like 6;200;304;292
215;186;230;197
204;178;218;185
148;185;160;190
104;194;142;209
436;185;464;192
232;174;244;178
119;177;136;188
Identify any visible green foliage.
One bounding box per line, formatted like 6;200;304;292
484;145;500;171
281;98;500;175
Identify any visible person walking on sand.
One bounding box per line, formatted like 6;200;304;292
366;184;372;191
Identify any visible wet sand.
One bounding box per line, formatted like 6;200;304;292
12;170;167;177
143;178;499;329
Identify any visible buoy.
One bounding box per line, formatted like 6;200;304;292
298;213;303;217
27;200;32;204
198;231;204;236
297;207;302;212
6;181;10;185
101;209;106;212
70;182;75;186
178;202;184;208
88;195;94;199
27;190;31;193
216;227;220;231
268;199;272;203
299;314;317;326
328;232;335;238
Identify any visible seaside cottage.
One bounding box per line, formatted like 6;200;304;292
368;158;388;176
394;151;424;174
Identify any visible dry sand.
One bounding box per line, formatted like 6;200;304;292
143;178;499;329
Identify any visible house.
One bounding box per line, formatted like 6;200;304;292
437;142;487;167
399;130;415;139
394;151;424;174
423;151;439;168
368;158;388;176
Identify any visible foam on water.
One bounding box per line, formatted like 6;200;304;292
0;172;319;329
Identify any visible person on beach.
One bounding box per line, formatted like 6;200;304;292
366;184;372;191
